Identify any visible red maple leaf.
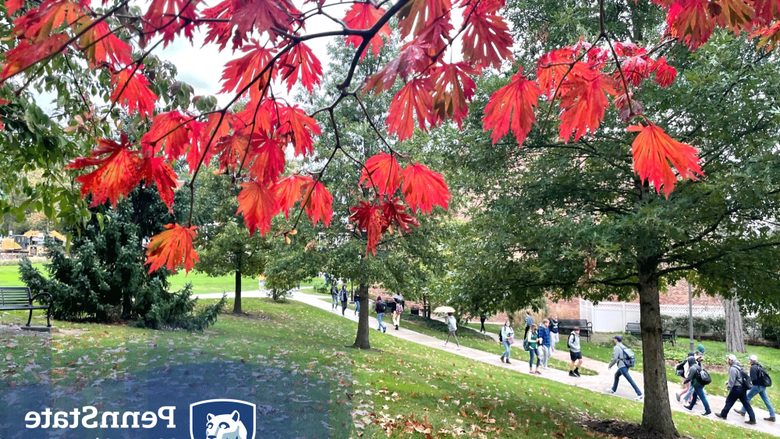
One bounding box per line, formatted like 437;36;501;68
619;56;652;87
187;112;234;173
65;133;142;207
751;0;780;24
212;131;249;173
364;41;429;94
230;0;298;45
536;47;578;98
237;181;278;236
302;180;333;227
431;62;479;128
380;197;419;234
141;111;197;161
386;78;434;141
651;57;677;87
349;201;388;256
482;67;542;145
110;66;158;117
666;0;715;50
145;223;199;273
201;0;233;50
360;152;402;196
5;0;24;15
415;15;455;58
629;123;704;197
277;104;322;157
715;0;755;32
75;20;133;68
140;155;179;212
461;10;513;69
398;0;451;40
1;33;68;80
275;175;311;218
400;162;450;214
343;2;391;59
142;0;197;47
220;41;276;97
557;67;616;143
278;42;322;93
11;0;84;41
752;22;780;51
247;132;286;185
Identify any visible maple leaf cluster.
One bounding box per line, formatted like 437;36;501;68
3;0;779;272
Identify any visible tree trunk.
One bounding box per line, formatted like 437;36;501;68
233;269;242;314
352;283;371;349
724;296;746;353
638;267;679;438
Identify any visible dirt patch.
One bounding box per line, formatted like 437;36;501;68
579;418;694;439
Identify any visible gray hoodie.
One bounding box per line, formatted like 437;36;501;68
568;333;581;353
727;361;745;391
608;343;628;369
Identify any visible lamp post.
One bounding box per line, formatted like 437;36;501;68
689;282;695;352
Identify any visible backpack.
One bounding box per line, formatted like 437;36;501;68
697;368;712;386
756;364;773;388
740;368;753;390
675;361;686;377
523;338;530;351
567;333;575;350
621;346;637;368
375;301;386;313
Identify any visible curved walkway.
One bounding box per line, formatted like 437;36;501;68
193;290;779;437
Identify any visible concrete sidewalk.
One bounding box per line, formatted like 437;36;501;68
284;291;779;437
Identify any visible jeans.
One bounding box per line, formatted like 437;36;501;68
740;385;776;418
688;386;711;414
355;300;360;314
377;313;386;331
332;296;338;309
540;345;551;367
529;348;540;368
551;332;559;351
682;383;697;402
613;367;642;396
341;300;347;315
502;340;512;360
720;386;755;422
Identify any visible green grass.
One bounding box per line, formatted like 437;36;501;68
559;336;780;403
1;299;773;439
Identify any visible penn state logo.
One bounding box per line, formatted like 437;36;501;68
190;399;256;439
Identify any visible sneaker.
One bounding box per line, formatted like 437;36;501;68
574;370;581;377
395;325;399;330
569;371;576;377
634;395;644;402
444;343;448;347
383;327;386;333
684;405;693;411
702;412;711;417
675;394;681;402
765;417;776;422
746;420;757;425
604;389;616;394
456;347;461;350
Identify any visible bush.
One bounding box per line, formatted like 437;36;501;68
660;315;726;341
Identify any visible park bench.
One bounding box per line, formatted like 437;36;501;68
0;287;52;327
557;318;593;342
625;322;677;346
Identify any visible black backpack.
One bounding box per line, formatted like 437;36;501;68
697;367;712;386
756;364;773;388
740;368;753;390
375;301;386;313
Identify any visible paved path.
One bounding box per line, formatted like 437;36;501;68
194;290;779;437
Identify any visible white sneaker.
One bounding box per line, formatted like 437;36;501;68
604;389;616;394
543;366;549;370
634;395;644;402
443;343;448;347
456;347;461;350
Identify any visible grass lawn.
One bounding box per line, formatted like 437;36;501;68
558;335;780;403
0;262;324;295
1;299;774;439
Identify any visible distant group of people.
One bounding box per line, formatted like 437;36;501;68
330;284;351;316
373;294;405;333
498;312;575;376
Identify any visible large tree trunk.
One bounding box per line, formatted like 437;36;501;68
724;296;746;353
233;269;242;314
638;266;679;438
352;283;371;349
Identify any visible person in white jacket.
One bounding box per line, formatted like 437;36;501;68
444;313;460;350
499;321;514;364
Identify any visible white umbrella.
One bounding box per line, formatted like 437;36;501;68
433;306;455;314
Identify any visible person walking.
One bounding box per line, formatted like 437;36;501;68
523;311;534;339
715;354;757;424
676;352;696;403
568;327;583;377
354;289;361;316
549;315;559;352
538;319;552;370
330;284;339;311
499;320;514;364
683;354;712;416
735;355;775;422
444;312;460;350
682;347;707;404
392;300;404;330
480;314;487;333
339;285;349;316
375;296;387;333
527;323;541;374
605;335;643;401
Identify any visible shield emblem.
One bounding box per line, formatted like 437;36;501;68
190;399;256;439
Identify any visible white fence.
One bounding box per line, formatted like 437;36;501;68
580;299;725;333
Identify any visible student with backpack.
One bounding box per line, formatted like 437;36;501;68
331;284;339;310
568;327;582;377
392;300;404;330
675;353;696;403
549;315;559;353
375;296;387;333
605;335;643;401
736;354;775;422
683;355;712;416
526;323;541;375
538;319;552;370
499;320;514;364
716;354;756;424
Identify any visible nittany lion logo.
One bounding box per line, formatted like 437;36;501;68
190;399;256;439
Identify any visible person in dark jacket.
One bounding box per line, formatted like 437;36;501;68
549;315;559;352
715;355;756;424
480;314;487;333
339;285;349;316
375;296;387;332
538;319;552;369
354;290;361;316
683;356;711;416
736;355;775;422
